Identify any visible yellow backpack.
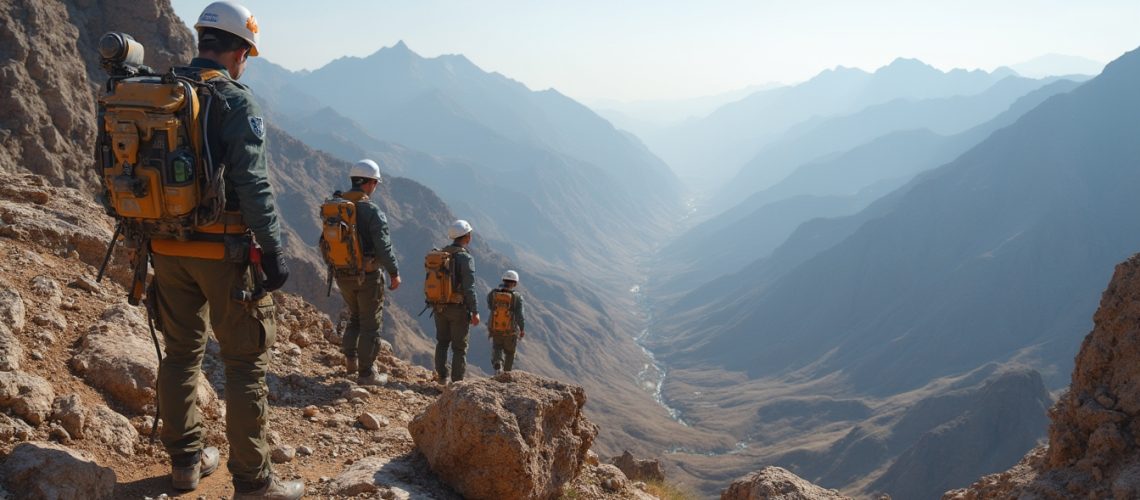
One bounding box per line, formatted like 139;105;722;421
490;289;516;335
319;191;367;276
424;247;464;305
97;67;229;241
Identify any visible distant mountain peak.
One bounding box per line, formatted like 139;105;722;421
877;57;938;75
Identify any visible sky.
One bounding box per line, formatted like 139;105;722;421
170;1;1135;103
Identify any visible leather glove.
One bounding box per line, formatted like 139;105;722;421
261;251;289;292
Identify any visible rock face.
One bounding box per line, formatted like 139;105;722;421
0;441;116;500
610;450;665;483
722;467;852;500
0;0;192;192
0;371;55;425
409;371;599;500
946;254;1140;498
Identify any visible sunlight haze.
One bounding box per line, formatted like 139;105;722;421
171;0;1128;102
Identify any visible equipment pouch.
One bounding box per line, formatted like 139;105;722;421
223;234;251;264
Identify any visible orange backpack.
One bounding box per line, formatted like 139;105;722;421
424;247;463;305
489;289;515;335
319;191;367;276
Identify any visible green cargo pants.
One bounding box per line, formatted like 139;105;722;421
491;334;518;372
433;305;471;382
152;254;276;486
336;271;384;376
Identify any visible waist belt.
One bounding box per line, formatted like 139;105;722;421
150;213;250;260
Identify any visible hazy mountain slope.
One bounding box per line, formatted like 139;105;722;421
244;49;681;273
653;79;1082;297
716;74;1062;207
647;58;1014;187
660;46;1140;397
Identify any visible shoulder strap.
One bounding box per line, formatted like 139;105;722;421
340;191;369;203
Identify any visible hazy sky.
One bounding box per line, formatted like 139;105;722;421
171;1;1134;102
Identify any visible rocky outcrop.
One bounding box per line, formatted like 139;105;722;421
611;450;666;483
722;467;851;500
946;254;1140;498
409;371;599;500
70;304;159;413
0;441;116;500
0;0;192;192
0;371;54;425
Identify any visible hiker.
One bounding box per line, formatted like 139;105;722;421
320;159;401;385
487;270;527;374
147;3;302;498
425;220;479;383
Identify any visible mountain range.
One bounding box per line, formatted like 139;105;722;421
652;78;1083;296
643;58;1019;190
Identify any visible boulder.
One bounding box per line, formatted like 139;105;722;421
85;404;138;457
330;455;450;499
71;304;158;412
409;371;598;500
0;412;33;441
359;412;389;430
51;394;86;439
0;324;22;371
610;450;666;483
722;467;851;500
0;441;116;499
0;371;55;425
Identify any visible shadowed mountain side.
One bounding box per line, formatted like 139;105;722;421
653;79;1083;297
715;75;1068;209
658;46;1140;397
263;125;722;457
647;58;1015;186
657;365;1050;497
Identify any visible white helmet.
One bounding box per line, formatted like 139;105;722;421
502;270;520;283
350;159;382;181
447;220;473;240
194;1;261;56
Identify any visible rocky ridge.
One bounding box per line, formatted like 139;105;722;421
945;253;1140;499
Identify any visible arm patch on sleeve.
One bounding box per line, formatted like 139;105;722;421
248;116;266;139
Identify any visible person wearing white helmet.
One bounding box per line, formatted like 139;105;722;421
486;269;527;374
330;159;401;385
153;2;303;499
432;219;480;383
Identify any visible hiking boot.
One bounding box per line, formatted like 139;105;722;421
357;372;388;386
494;367;503;376
344;355;358;373
171;446;220;491
233;474;305;500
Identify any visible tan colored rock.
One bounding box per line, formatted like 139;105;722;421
722;467;851;500
0;413;33;441
358;412;389;430
0;441;116;500
271;445;296;463
330;455;451;499
409;371;598;500
610;450;666;483
71;304;158;412
0;370;55;425
51;394;86;439
85;404;138;457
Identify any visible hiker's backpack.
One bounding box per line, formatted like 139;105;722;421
489;289;516;335
319;191;367;275
424;248;463;305
97;68;229;241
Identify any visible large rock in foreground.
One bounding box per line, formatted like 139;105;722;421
0;441;116;500
722;467;851;500
409;371;599;500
